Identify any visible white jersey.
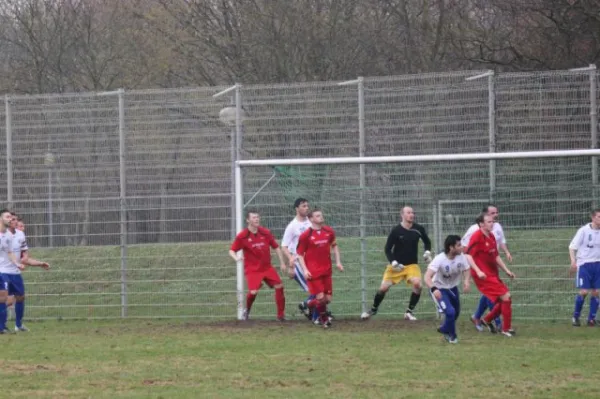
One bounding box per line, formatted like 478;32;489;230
0;232;14;274
282;217;311;255
427;252;470;289
569;224;600;267
5;229;28;274
461;222;506;247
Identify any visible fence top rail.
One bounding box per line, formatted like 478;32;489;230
237;149;600;167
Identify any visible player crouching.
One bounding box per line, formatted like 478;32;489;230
424;235;470;344
296;208;343;329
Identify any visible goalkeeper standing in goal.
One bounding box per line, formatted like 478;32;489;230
361;206;432;321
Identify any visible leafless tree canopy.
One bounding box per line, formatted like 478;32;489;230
0;0;598;93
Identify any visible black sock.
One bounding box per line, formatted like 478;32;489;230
408;292;421;312
372;291;386;310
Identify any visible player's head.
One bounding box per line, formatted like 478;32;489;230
8;212;17;230
245;209;261;229
0;209;12;227
308;208;324;226
444;235;463;255
482;213;494;233
483;204;498;221
401;206;415;223
16;218;25;231
591;208;600;227
475;213;485;227
294;198;309;217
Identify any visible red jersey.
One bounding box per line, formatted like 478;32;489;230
467;229;499;277
296;226;337;278
230;227;279;274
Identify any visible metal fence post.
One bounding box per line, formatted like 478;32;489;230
118;88;128;318
5;96;12;208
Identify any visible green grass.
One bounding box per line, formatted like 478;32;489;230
23;228;576;321
0;318;596;398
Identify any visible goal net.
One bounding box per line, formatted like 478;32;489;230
236;150;599;321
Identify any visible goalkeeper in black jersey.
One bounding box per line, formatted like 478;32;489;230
361;206;432;321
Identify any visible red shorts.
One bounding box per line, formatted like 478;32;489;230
307;273;333;296
245;267;282;291
473;275;509;302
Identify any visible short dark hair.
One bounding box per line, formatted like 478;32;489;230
245;209;260;220
475;213;485;225
294;198;308;208
308;208;322;218
482;203;497;213
0;209;11;217
444;235;462;254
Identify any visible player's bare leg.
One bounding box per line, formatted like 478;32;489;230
361;281;392;320
573;288;588;327
404;277;422;321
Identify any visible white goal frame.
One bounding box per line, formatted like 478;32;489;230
234;149;600;320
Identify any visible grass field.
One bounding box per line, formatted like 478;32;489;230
1;318;597;398
21;228;576;321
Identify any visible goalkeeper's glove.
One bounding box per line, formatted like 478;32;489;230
391;260;404;271
423;250;433;263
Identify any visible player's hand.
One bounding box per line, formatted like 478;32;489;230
570;261;577;274
476;270;486;279
506;270;515;279
17;263;25;271
40;262;50;270
287;267;295;279
279;263;287;274
336;263;344;272
505;252;513;263
391;261;404;271
304;269;312;280
423;251;432;263
289;255;297;266
432;289;442;300
463;282;471;293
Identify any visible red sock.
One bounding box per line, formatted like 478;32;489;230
483;302;502;323
319;302;329;324
275;288;285;318
246;293;257;312
500;299;512;331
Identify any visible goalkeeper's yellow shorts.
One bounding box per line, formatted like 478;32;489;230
382;264;421;285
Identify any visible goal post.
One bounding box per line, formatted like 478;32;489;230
235;149;600;321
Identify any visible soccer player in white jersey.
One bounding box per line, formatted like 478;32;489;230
0;209;24;334
463;205;512;331
569;208;600;326
281;198;318;321
424;235;470;344
4;214;50;331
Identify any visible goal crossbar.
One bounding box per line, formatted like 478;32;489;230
237;149;600;167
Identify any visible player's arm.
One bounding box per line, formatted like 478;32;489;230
495;255;514;278
229;237;243;263
21;251;50;270
465;254;485;279
569;228;583;272
497;225;512;262
384;227;398;264
462;269;471;293
419;225;433;262
7;250;23;271
297;253;310;279
424;259;440;299
281;226;295;264
296;235;311;279
273;246;287;274
331;231;343;271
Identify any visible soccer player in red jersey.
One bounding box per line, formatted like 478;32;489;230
296;208;343;329
229;210;287;321
466;213;516;337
